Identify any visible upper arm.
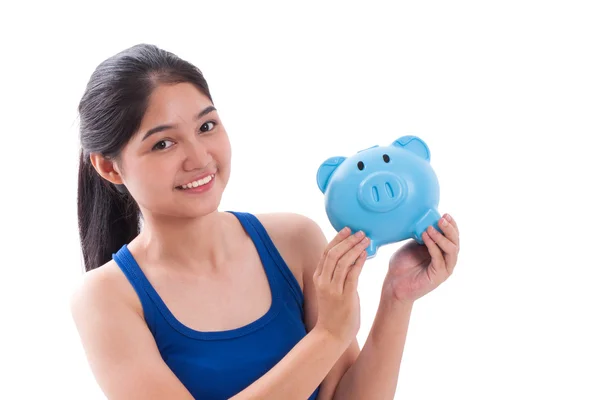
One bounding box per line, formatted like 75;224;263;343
70;270;194;400
298;216;361;400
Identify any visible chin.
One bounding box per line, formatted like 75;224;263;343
182;192;224;218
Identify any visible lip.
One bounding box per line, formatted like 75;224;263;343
176;171;216;188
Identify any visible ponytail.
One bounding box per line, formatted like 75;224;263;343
77;150;140;272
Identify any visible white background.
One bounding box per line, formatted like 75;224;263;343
1;0;599;399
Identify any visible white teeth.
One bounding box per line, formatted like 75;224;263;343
180;174;214;190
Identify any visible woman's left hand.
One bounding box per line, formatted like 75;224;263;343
382;213;460;305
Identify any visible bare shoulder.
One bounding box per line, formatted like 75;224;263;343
70;259;143;323
70;260;193;398
254;212;329;291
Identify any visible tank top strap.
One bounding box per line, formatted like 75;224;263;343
227;211;305;311
112;245;158;336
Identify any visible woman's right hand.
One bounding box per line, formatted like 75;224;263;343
313;227;370;347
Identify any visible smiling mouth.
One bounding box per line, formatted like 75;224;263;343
176;174;215;190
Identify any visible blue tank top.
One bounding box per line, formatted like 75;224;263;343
112;211;321;400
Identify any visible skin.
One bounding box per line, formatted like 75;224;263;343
73;82;461;400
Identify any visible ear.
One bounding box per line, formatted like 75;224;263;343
316;156;346;193
89;153;124;185
392;135;431;161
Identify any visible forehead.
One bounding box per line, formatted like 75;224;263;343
141;82;212;126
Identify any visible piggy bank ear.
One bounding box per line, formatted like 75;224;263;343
392;135;431;161
316;156;346;193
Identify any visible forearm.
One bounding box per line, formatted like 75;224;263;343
230;328;348;400
333;298;413;400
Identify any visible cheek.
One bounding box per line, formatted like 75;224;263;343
130;160;173;198
217;134;232;162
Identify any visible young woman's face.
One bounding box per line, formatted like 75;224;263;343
118;82;232;218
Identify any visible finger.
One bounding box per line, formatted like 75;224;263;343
315;227;352;277
332;236;370;291
429;222;457;252
439;216;460;249
344;250;367;293
428;225;458;274
422;230;446;280
443;213;459;236
322;230;366;282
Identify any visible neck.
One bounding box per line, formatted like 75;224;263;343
135;210;234;274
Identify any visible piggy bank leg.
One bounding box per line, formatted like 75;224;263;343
412;209;442;245
365;240;378;259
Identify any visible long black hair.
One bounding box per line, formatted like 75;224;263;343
77;44;214;272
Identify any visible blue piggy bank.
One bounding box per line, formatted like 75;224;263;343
316;135;442;258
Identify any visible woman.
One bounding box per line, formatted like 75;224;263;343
71;44;460;400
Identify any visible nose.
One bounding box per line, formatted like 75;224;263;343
183;140;212;171
358;171;406;213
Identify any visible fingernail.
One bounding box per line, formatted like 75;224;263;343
441;218;448;226
342;227;350;234
445;214;452;221
356;230;365;238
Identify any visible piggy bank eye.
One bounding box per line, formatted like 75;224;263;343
357;161;365;170
383;154;390;163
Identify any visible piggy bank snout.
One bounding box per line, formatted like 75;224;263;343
357;171;406;213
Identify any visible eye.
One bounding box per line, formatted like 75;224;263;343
357;161;365;170
199;121;216;133
383;154;390;163
152;139;174;151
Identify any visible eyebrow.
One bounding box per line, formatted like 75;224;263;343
141;105;217;141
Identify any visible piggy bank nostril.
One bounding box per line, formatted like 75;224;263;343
372;186;380;202
385;182;394;198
